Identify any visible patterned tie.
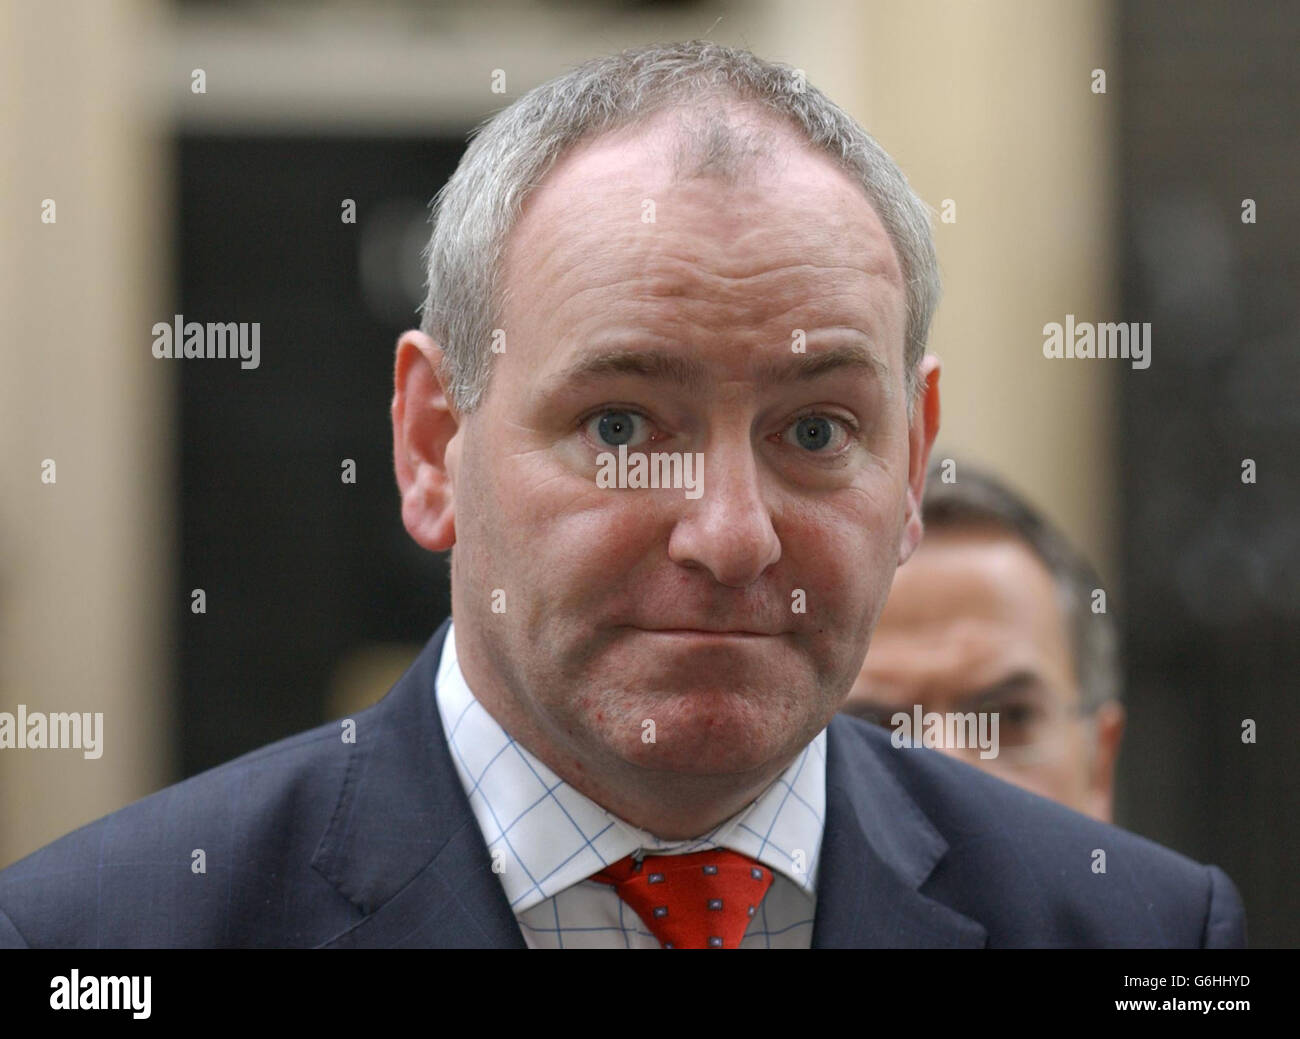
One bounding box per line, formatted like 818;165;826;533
590;848;775;948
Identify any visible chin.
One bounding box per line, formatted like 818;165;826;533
589;693;804;777
618;736;779;777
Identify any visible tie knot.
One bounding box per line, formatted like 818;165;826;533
590;848;774;948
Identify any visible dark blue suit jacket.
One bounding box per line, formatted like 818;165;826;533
0;618;1246;948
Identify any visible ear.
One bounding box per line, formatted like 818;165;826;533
392;330;459;552
1085;701;1126;823
898;353;941;565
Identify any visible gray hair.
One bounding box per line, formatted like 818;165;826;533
921;461;1123;713
420;39;940;412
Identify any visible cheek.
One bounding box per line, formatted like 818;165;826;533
487;453;669;607
791;489;901;605
1064;728;1095;788
1001;760;1075;807
780;493;901;689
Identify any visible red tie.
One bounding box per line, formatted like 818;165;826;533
590;848;775;948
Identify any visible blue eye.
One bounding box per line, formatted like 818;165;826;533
794;416;832;450
588;410;649;447
784;414;846;452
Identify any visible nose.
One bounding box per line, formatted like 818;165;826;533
666;437;781;587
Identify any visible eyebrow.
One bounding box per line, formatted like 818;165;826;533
961;671;1046;703
551;341;889;395
949;672;1053;714
847;670;1049;719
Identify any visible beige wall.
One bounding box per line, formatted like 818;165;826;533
0;0;172;866
0;0;1115;867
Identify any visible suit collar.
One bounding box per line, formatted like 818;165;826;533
312;618;525;948
811;714;987;948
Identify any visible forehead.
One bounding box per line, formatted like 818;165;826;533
870;527;1076;678
497;104;906;373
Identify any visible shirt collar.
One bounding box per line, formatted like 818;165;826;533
435;620;826;916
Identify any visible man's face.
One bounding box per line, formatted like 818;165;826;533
845;525;1122;820
418;107;935;791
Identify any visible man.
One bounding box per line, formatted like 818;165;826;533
0;41;1243;948
843;462;1127;822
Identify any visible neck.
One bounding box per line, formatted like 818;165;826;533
450;624;792;840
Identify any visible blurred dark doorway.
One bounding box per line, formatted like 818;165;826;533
175;133;465;777
1117;1;1300;947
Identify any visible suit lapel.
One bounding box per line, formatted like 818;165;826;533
313;618;526;948
812;715;986;948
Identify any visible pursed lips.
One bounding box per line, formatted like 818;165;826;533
628;626;786;638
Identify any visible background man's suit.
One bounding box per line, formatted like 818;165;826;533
0;618;1246;947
